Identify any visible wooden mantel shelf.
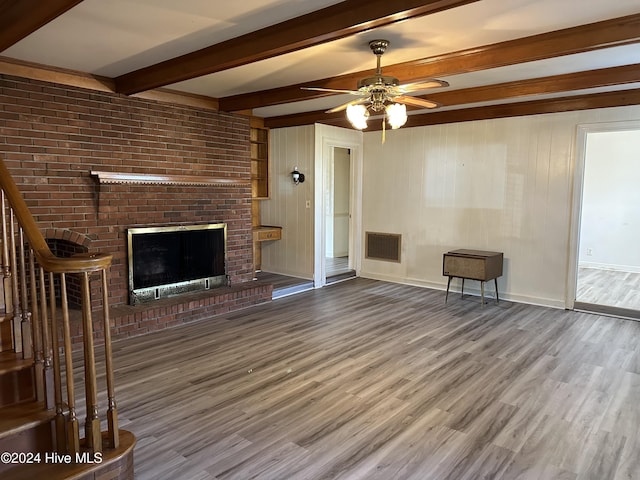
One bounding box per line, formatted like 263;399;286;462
90;170;250;186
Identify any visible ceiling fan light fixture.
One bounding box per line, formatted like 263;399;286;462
305;39;445;135
386;103;407;129
346;104;369;130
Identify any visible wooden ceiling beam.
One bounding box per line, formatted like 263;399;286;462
399;89;640;129
114;0;480;95
223;13;640;112
0;0;84;52
425;64;640;106
263;65;640;128
265;89;640;130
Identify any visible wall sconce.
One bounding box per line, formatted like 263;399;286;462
291;167;305;185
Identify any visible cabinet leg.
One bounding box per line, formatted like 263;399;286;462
461;278;464;299
445;276;452;303
481;281;485;306
495;278;499;304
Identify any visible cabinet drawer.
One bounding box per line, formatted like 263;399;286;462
254;227;281;242
443;255;486;280
443;250;503;281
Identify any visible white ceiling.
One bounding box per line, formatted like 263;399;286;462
2;0;640;122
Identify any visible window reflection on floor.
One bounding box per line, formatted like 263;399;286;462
326;256;349;277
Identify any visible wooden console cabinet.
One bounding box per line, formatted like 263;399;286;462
443;249;503;305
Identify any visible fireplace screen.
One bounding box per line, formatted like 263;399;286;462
127;223;227;304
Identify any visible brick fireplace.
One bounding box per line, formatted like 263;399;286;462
0;74;272;342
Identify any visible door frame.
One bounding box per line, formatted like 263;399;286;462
313;125;363;288
567;119;640;310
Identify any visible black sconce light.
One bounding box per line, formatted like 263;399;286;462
291;167;305;185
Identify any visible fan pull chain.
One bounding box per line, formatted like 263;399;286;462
382;115;386;144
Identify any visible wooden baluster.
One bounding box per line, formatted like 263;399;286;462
27;245;44;401
60;273;80;455
49;271;67;453
1;193;14;333
8;211;23;354
0;192;5;265
80;271;102;453
102;268;119;448
38;266;54;409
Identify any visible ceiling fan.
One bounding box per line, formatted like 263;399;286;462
303;39;449;131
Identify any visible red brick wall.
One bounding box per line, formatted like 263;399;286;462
0;74;269;339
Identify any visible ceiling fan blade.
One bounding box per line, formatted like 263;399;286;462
394;95;441;109
302;86;362;95
397;79;449;93
326;97;369;113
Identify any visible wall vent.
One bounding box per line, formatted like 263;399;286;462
365;232;401;263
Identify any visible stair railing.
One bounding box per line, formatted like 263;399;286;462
0;156;118;454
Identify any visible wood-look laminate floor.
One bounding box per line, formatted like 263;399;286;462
100;278;640;479
577;267;640;311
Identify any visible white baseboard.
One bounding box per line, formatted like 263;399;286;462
578;262;640;273
359;271;566;310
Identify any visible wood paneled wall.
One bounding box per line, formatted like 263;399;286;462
262;124;363;284
263;105;640;308
361;105;640;307
260;125;315;279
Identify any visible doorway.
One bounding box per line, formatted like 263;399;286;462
313;124;362;289
571;123;640;318
325;146;355;283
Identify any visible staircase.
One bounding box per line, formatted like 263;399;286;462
0;158;135;479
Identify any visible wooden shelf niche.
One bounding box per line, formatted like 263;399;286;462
249;117;281;275
250;118;270;199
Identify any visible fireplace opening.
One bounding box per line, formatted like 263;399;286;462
127;223;227;305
